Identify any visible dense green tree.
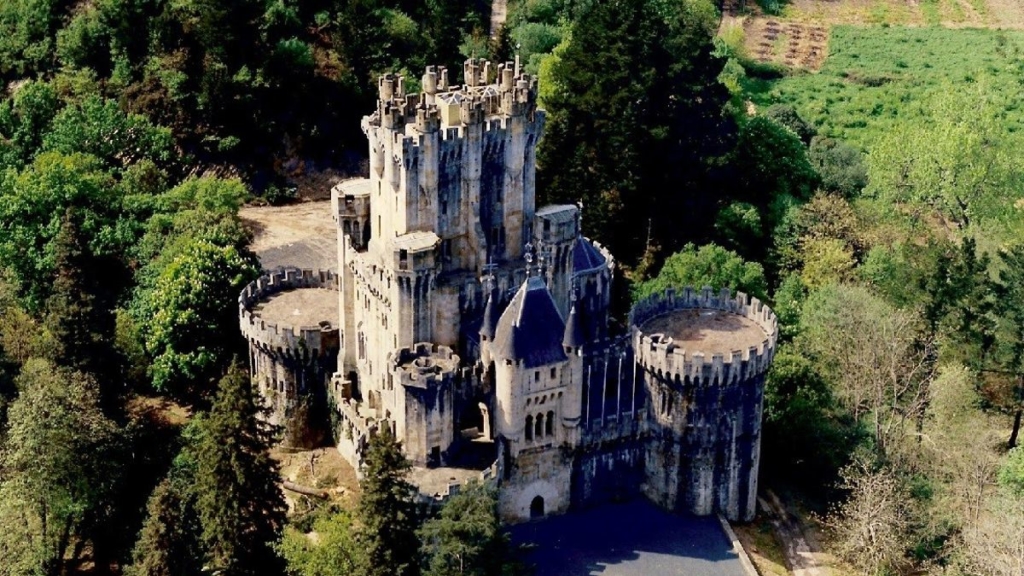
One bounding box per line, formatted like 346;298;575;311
41;209;110;381
632;242;767;301
731;115;818;209
762;350;858;494
999;447;1024;496
921;237;995;364
42;95;175;170
0;80;60;167
280;508;358;576
419;482;522;576
868;84;1011;230
771;192;863;280
992;244;1024;448
714;201;763;255
0;0;66;80
355;426;421;576
130;236;258;395
0;359;121;576
809;136;868;198
538;0;735;264
0;151;123;311
126;478;204;576
194;363;287;575
764;104;816;144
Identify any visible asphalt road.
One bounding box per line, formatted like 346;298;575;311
510;500;747;576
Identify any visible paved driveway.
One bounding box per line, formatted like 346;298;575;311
510;500;747;576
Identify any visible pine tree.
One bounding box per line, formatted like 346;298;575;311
537;0;736;265
194;362;287;576
42;208;106;377
126;479;203;576
354;426;421;576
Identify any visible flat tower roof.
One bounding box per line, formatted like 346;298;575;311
252;288;337;329
640;308;768;354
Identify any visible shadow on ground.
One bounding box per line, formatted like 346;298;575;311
511;500;746;576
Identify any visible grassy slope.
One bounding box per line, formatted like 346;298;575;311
747;26;1024;149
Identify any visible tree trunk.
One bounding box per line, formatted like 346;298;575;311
1009;407;1022;449
282;480;328;499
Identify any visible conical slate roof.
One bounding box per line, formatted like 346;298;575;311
562;303;584;350
492;277;568;367
480;289;498;340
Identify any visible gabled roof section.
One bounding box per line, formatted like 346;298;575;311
492;276;568;368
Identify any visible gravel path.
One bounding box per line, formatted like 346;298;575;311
758;491;827;576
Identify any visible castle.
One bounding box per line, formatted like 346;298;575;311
239;59;777;523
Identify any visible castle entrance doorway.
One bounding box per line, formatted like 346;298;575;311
530;496;545;519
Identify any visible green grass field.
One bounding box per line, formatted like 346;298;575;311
747;26;1024;149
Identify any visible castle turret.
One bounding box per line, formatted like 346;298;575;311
629;287;777;522
388;343;461;467
239;268;340;447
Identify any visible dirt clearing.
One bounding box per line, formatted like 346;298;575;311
241;200;336;271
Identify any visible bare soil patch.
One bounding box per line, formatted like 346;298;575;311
724;0;1024;72
274;446;360;512
241;200;336;271
745;18;830;69
126;394;192;427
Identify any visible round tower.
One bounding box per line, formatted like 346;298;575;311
629;286;778;522
239;268;340;448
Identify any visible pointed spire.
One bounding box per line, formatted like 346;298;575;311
480;288;498;340
492;312;519;361
563;303;584;350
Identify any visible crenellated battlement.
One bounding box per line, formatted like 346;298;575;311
389;342;460;390
589;240;616;275
238;268;340;358
368;60;540;134
629;287;778;386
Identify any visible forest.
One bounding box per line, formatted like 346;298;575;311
0;0;1022;574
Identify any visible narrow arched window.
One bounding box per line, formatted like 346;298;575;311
535;413;544;438
525;415;533;441
546;411;554;436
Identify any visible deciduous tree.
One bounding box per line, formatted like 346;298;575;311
419;482;523;576
798;284;933;460
0;359;121;576
130;237;258;395
824;459;911;575
632;242;767;301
